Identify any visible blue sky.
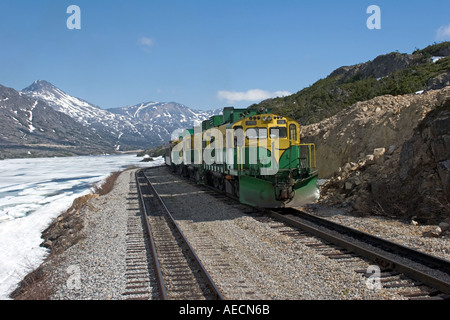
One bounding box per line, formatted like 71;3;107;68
0;0;449;111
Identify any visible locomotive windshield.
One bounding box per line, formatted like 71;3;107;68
246;128;267;139
269;127;287;139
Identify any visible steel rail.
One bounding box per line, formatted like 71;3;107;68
135;170;168;300
270;208;450;295
141;169;224;300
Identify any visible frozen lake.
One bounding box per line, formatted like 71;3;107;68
0;154;164;299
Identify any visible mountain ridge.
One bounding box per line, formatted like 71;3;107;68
251;42;450;124
0;84;119;159
17;80;220;154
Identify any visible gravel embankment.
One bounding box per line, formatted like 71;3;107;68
46;169;137;300
31;166;449;300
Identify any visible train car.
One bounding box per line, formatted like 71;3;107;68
167;107;319;208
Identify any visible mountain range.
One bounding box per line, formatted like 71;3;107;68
0;80;220;159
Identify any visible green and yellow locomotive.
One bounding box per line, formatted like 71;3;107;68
166;107;319;208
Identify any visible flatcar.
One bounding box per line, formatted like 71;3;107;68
165;107;319;208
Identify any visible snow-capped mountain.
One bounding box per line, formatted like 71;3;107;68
22;81;141;148
22;80;104;122
0;84;119;159
110;101;219;127
109;102;222;142
21;80;220;148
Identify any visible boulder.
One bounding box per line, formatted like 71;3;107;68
365;154;375;165
373;148;386;164
345;181;354;190
387;145;396;155
439;222;450;232
423;227;442;238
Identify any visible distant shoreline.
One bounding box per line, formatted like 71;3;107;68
0;150;144;161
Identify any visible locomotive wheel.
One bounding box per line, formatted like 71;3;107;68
233;180;239;197
217;177;224;191
194;170;200;183
213;176;225;191
206;172;214;187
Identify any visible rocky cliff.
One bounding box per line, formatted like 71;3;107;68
302;87;450;178
305;87;450;225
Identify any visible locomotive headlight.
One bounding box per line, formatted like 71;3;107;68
262;116;267;121
267;116;272;121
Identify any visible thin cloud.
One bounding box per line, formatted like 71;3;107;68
436;24;450;40
138;36;154;52
218;89;291;103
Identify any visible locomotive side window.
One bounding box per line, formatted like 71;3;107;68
246;128;267;139
269;127;287;139
289;124;297;141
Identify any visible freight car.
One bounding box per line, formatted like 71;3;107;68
165;107;319;208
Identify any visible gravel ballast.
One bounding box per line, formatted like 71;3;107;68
24;167;449;300
46;169;136;300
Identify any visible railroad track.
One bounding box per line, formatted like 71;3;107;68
122;172;158;300
134;169;223;300
261;208;450;299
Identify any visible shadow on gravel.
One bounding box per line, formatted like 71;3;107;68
142;166;264;224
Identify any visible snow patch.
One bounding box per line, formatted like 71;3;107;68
27;101;38;133
431;56;444;63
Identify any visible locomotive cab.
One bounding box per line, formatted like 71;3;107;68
231;113;318;208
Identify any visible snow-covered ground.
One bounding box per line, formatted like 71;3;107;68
0;154;164;299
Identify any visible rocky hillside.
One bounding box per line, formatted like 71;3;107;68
0;84;119;159
252;42;450;125
302;87;450;178
304;87;450;225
